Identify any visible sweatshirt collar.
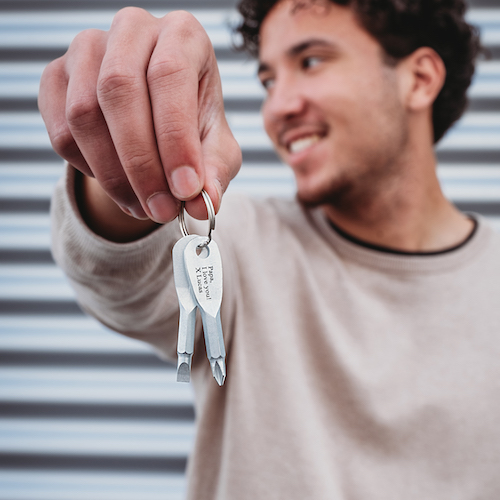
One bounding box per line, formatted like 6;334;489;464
310;209;492;274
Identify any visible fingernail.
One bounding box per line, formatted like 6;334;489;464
128;202;149;220
120;206;133;216
147;192;179;223
171;166;201;199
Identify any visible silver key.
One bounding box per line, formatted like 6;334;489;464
184;235;226;386
172;234;199;382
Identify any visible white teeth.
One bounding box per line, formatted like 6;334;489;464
289;134;321;154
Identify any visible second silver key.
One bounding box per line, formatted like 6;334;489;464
184;235;226;386
172;234;199;382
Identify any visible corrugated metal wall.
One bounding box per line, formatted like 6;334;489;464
0;0;499;498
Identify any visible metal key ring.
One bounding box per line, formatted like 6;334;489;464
178;189;215;247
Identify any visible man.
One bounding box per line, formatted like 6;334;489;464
39;0;500;498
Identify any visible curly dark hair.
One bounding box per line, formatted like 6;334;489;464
235;0;482;143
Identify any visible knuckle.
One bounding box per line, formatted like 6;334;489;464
164;10;199;32
147;57;190;87
49;125;77;157
120;148;157;176
71;28;104;48
38;58;65;112
66;96;101;129
222;150;242;182
229;139;243;174
97;173;138;208
162;11;209;46
210;136;242;187
67;29;107;63
99;172;129;196
40;57;63;82
97;70;140;105
112;6;149;26
156;119;191;147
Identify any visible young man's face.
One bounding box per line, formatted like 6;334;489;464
258;0;410;207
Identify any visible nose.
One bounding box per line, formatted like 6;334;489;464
262;74;307;126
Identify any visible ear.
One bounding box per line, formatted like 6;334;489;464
397;47;446;112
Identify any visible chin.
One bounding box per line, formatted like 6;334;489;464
295;172;355;209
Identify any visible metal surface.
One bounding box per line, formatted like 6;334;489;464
178;189;216;247
173;233;226;386
0;0;499;498
172;235;199;383
183;236;226;386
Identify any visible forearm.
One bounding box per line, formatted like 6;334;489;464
51;166;183;358
77;172;160;243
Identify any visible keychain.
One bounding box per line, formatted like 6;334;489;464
172;190;226;386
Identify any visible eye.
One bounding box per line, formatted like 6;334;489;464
260;77;275;91
302;56;322;69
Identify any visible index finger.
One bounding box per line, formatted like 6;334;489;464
148;11;219;206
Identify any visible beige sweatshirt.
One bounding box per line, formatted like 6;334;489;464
52;166;500;500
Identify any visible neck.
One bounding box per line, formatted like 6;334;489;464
321;146;473;253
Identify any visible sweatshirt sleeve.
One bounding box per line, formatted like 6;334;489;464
50;165;185;361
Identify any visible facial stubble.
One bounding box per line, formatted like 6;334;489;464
296;71;410;219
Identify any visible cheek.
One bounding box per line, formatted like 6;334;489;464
261;103;278;143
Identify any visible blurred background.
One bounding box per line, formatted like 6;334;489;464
0;0;499;498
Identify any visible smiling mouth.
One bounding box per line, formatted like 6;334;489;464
288;134;323;154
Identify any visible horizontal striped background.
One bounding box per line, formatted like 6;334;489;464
1;0;499;498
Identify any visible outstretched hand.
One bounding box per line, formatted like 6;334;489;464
39;7;242;225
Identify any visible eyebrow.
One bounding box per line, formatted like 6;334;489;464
257;38;337;75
